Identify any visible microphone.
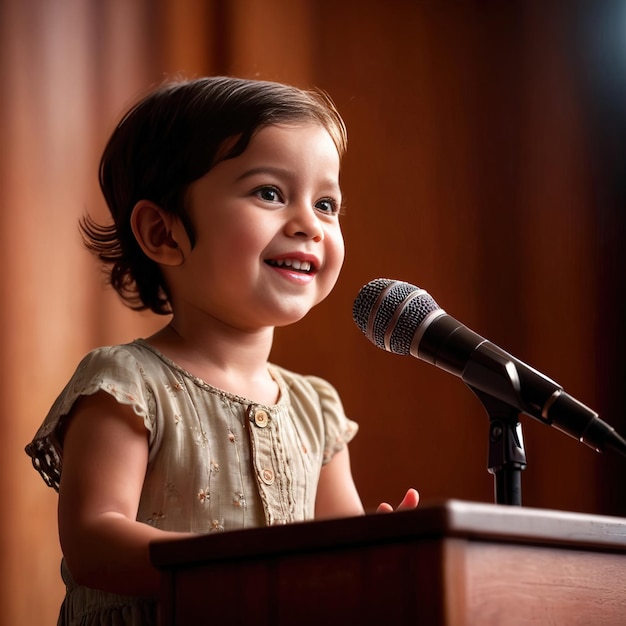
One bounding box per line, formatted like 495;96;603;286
353;278;626;457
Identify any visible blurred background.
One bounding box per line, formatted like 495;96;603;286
2;0;626;623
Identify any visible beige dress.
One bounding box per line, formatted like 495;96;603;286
25;339;358;625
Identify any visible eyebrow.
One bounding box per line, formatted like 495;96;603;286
235;166;341;192
234;166;293;183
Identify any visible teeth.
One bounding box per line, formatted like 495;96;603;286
269;258;312;272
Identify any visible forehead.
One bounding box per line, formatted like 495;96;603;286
223;120;337;151
220;123;341;175
251;122;339;152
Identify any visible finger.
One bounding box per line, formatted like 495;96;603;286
398;488;420;510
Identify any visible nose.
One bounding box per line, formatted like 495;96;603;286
284;204;324;242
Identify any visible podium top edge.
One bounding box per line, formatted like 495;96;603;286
150;499;626;569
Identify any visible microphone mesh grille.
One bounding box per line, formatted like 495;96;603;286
352;278;394;339
352;278;441;355
389;293;440;354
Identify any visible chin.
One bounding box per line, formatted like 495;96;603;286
274;299;323;325
274;312;310;328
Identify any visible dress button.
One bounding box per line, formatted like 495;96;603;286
254;409;269;428
261;468;275;485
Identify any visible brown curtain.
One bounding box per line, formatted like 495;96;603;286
2;1;624;623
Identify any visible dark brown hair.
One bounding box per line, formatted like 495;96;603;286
82;76;347;315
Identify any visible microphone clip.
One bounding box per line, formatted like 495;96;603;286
468;386;528;506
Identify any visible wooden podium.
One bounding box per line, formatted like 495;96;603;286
150;500;626;625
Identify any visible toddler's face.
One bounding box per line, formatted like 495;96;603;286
175;122;345;331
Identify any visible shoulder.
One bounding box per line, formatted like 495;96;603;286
270;364;358;465
270;364;343;409
50;339;179;437
77;340;154;368
72;340;171;385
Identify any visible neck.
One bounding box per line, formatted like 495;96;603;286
147;316;279;405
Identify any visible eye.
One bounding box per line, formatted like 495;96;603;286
315;197;341;215
254;186;283;203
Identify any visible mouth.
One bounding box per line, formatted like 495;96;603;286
265;258;315;274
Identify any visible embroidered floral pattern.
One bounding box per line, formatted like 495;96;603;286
195;428;209;448
233;492;247;508
166;381;184;393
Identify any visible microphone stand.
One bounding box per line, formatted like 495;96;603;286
469;387;527;506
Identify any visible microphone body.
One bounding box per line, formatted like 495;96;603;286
353;278;626;456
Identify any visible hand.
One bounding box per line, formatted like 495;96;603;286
376;488;420;513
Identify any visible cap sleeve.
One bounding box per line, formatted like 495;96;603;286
304;375;358;465
25;345;156;492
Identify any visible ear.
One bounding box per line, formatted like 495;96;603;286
130;201;189;266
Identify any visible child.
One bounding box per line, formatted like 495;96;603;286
25;76;419;625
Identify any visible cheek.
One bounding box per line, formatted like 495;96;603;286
208;217;266;256
325;228;346;275
333;225;346;259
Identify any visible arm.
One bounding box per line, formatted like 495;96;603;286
314;446;365;519
311;374;418;517
314;445;419;518
58;391;191;597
